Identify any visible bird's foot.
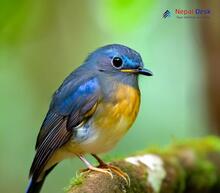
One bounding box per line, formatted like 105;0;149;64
91;154;130;185
98;163;130;186
81;165;113;179
78;154;113;179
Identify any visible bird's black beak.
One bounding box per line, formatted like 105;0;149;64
138;68;153;76
120;68;153;76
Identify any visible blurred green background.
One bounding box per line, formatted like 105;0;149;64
0;0;213;193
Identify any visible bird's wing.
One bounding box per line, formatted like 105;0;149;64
30;77;101;180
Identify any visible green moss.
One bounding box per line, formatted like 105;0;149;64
189;158;217;189
105;137;220;164
172;136;220;154
141;136;220;160
126;136;220;192
170;136;220;191
64;173;85;192
166;137;220;191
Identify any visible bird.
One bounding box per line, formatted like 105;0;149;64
26;44;152;193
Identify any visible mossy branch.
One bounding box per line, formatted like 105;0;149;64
66;136;220;193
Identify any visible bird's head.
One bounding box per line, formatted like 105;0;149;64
84;44;152;86
86;44;152;76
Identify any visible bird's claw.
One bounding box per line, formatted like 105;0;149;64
80;164;130;185
98;164;130;186
81;165;113;179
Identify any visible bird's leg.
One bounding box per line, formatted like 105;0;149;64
91;154;107;166
77;154;113;178
91;154;130;185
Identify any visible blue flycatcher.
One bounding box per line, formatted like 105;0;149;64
26;44;152;193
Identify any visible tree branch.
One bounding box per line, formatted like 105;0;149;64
66;137;220;193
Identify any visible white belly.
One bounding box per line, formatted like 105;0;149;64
79;116;131;153
65;115;130;154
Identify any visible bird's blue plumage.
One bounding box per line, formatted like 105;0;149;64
27;44;152;193
53;77;100;115
31;76;101;181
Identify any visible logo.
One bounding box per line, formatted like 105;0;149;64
162;8;211;19
175;9;211;15
162;10;171;18
175;9;211;19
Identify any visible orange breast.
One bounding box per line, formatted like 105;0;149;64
94;83;140;131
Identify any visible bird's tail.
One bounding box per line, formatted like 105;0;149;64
26;177;45;193
26;164;57;193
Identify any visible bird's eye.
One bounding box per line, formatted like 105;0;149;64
111;57;123;69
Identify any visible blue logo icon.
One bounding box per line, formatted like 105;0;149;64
163;10;171;18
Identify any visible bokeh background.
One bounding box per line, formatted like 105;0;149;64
0;0;219;193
